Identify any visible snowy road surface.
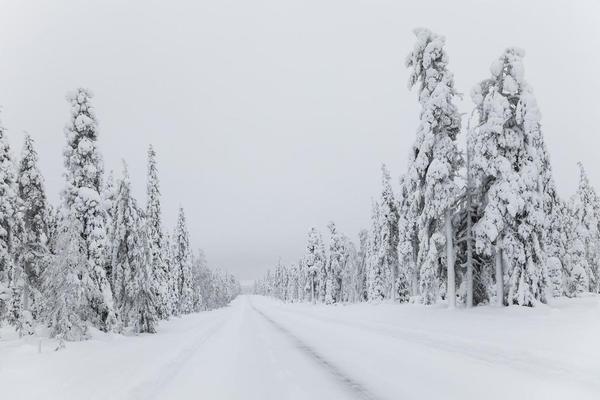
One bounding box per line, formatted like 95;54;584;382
1;295;599;400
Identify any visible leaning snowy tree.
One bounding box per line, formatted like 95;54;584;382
146;145;170;318
62;88;115;329
405;28;462;306
173;207;194;314
470;48;548;306
14;134;50;334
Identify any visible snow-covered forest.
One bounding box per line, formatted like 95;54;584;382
255;28;600;308
0;88;241;343
2;1;600;395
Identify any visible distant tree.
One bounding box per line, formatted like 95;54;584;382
173;207;193;314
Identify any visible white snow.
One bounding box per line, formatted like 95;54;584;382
1;294;599;400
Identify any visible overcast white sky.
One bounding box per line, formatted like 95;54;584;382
1;0;599;281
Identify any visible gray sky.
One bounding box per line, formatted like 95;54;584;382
1;0;599;281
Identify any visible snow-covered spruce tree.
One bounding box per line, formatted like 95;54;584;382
297;257;308;302
325;221;343;304
568;162;600;293
191;249;205;312
304;227;325;304
163;232;178;315
377;164;400;300
62;88;115;329
470;48;548;306
173;207;194;314
405;28;462;306
102;170;116;283
110;163;158;333
366;200;385;301
131;223;159;334
546;198;569;297
340;234;360;302
287;263;299;302
41;215;88;342
355;229;369;302
15;134;49;333
562;200;588;296
146;145;170;318
46;204;60;256
397;174;418;297
0;118;19;327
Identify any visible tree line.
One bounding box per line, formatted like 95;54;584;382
0;88;240;342
255;28;599;308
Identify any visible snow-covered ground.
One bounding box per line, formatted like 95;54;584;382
1;295;599;400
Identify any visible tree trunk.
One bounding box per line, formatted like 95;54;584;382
311;275;315;304
465;232;474;308
495;239;504;306
445;209;456;309
465;145;474;308
411;240;418;296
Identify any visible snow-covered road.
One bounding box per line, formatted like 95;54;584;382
1;295;599;400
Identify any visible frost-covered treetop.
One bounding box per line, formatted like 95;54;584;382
63;87;104;198
406;28;450;101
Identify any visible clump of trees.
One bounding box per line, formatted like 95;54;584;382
0;89;240;342
256;28;600;307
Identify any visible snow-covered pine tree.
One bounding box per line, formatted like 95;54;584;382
563;200;589;296
41;214;88;342
110;163;158;333
406;28;462;306
366;200;385;301
304;227;325;304
15;134;49;333
356;229;369;302
296;258;307;302
162;232;179;315
0;118;19;327
46;204;60;256
470;48;548;306
568;162;600;293
377;164;400;300
191;249;206;312
546;198;569;297
397;174;418;297
340;234;359;302
146;145;169;318
173;207;194;314
102;170;116;283
325;221;343;304
287;263;299;302
62;88;115;329
131;221;159;333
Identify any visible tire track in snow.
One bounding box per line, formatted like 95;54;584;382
266;303;600;391
128;315;229;400
251;303;383;400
